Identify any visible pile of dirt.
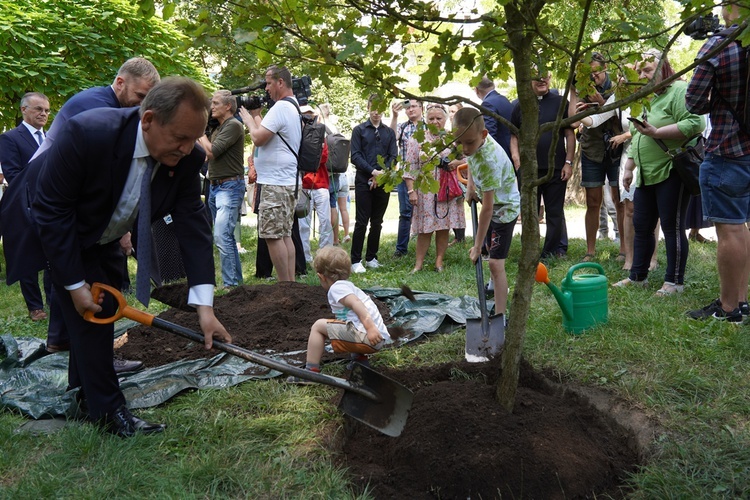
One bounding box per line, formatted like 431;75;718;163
118;282;646;498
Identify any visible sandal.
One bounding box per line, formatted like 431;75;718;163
612;277;649;288
581;253;595;262
655;282;684;296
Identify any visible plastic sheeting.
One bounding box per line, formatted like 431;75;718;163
1;288;480;419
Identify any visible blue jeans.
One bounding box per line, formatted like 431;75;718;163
396;181;412;254
700;152;750;224
209;180;245;287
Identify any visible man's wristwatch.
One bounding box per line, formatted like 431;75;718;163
564;160;573;166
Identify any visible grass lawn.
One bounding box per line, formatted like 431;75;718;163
1;201;749;498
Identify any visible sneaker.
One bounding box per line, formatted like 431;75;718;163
687;299;742;323
612;278;648;288
365;259;381;269
393;251;406;258
351;262;366;273
342;235;351;243
740;301;749;317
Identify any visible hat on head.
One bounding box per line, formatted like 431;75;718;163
299;105;315;114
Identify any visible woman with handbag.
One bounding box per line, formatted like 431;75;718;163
403;104;466;273
616;49;705;295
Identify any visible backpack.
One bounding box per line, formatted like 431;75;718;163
714;27;750;133
325;131;351;173
277;97;326;173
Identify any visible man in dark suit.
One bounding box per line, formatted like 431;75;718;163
0;77;232;437
474;76;514;158
34;58;160;374
0;92;51;321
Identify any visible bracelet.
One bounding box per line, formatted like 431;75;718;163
407;189;415;194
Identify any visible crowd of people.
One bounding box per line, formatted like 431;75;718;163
0;1;747;437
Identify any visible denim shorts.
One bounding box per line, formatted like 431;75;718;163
580;153;619;188
700;152;750;224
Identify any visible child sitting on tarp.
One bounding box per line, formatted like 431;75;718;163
287;246;390;383
452;107;520;318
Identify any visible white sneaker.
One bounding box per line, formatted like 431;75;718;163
365;259;381;269
351;262;366;273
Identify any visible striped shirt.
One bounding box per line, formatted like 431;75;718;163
686;25;750;158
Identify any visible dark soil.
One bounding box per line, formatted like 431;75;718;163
118;282;649;499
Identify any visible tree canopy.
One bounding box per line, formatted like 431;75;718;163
0;0;209;130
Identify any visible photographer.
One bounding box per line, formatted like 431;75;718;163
239;65;300;282
197;90;246;289
686;3;750;323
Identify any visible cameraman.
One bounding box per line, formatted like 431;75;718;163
239;65;300;282
198;90;246;289
686;3;750;323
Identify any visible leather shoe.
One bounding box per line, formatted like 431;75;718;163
104;405;165;437
113;358;144;374
29;309;48;321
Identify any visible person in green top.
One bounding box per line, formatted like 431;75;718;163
616;49;705;296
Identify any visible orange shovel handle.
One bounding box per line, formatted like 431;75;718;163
83;282;156;326
456;163;469;186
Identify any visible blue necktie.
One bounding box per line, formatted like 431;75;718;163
135;158;155;306
34;130;43;147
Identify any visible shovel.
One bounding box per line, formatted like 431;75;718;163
465;200;505;363
83;283;413;437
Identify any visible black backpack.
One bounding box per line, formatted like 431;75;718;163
277;97;326;173
714;27;750;133
325;130;351;173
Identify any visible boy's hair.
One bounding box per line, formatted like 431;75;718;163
314;246;352;282
452;107;485;134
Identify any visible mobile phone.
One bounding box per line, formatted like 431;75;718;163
627;116;645;127
402;99;411;107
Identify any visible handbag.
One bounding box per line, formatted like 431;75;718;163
295;189;311;218
437;168;463;202
654;134;704;196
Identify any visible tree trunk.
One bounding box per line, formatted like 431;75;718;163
496;3;546;412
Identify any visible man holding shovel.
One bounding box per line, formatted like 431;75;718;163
0;77;232;437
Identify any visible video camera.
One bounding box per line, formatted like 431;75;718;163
684;14;722;40
231;75;313;110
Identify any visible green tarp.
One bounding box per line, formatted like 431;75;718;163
1;288;482;419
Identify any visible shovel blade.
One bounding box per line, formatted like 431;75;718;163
465;313;505;363
339;363;414;437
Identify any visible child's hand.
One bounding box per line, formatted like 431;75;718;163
469;245;482;264
366;328;384;346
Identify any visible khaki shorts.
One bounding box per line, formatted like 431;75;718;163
326;319;385;354
258;184;295;239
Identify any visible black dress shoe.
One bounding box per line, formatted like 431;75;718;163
104;405;165;438
113;358;144;374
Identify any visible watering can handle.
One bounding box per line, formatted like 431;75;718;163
565;262;606;281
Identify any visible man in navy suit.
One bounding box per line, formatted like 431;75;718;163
474;76;514;158
34;58;160;374
0;77;231;437
0;92;51;321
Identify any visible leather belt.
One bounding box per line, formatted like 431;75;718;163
209;175;242;186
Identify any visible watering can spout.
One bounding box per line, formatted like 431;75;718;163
535;263;575;322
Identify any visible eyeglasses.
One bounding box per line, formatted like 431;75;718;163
25;105;51;114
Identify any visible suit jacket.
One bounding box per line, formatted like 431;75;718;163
482;90;514;157
0;124;41;184
34;85;120;159
0;107;214;288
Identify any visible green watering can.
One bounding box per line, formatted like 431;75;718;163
535;262;609;334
